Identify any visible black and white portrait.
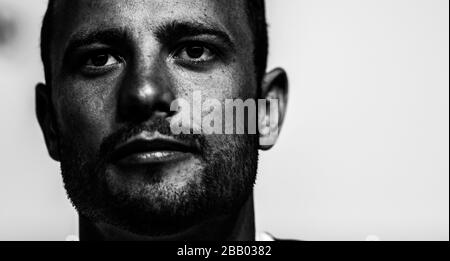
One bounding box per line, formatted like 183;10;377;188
0;0;448;242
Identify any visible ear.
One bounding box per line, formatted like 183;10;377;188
36;83;60;161
258;68;288;150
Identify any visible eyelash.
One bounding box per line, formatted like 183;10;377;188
75;41;221;76
78;50;123;75
80;50;119;64
172;41;220;65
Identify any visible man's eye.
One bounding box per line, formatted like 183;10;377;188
175;44;215;63
85;53;119;67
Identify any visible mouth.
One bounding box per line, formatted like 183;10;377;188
110;132;199;167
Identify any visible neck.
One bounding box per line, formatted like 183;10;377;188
79;193;255;241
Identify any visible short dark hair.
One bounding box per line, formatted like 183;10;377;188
40;0;268;86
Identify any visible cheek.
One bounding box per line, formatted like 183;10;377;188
203;134;256;166
54;81;115;153
170;63;256;133
172;65;255;100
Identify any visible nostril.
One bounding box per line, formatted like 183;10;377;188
118;82;176;123
152;99;171;114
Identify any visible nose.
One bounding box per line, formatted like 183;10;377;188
118;61;176;123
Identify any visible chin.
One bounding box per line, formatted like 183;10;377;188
104;155;205;199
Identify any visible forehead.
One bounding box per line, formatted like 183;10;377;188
52;0;251;48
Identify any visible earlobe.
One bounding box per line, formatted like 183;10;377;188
36;83;60;161
258;68;289;150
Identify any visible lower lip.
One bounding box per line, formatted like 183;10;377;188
115;151;192;166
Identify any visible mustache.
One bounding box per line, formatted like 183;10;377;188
98;118;206;161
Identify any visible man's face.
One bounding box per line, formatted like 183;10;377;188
46;0;259;235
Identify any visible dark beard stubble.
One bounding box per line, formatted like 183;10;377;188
57;118;259;236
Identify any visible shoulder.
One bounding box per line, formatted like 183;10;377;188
256;232;301;241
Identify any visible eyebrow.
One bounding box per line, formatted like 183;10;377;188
62;21;235;61
63;28;129;59
154;21;236;50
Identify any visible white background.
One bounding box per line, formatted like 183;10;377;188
0;0;448;240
